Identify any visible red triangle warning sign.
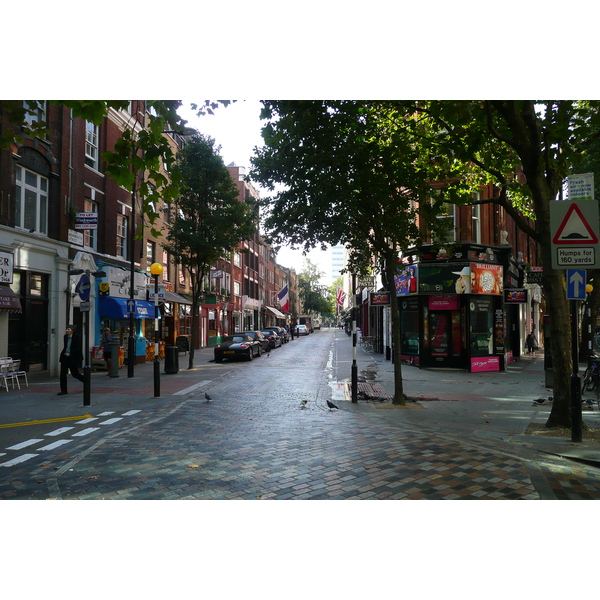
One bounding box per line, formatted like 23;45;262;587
553;203;599;244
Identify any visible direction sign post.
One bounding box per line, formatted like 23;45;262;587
566;269;586;300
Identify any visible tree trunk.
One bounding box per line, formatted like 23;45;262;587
383;251;405;404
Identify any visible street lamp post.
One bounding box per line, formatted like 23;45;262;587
150;262;163;397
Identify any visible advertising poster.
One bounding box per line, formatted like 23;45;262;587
395;265;418;296
470;263;503;295
370;292;390;306
418;264;471;294
504;289;528;303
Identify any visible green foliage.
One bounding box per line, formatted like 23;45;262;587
162;133;256;298
298;258;332;314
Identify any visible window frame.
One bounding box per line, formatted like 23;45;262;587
116;214;128;259
83;199;98;250
15;166;48;235
85;121;99;170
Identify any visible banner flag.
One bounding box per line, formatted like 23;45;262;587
277;285;290;313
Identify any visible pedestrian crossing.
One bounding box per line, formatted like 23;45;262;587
0;410;142;468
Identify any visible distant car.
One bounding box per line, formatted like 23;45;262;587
214;335;262;363
261;329;282;349
296;324;309;336
264;326;289;343
241;331;270;352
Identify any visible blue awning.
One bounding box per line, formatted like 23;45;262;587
98;297;158;319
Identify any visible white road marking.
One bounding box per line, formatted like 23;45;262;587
97;411;115;416
38;439;73;451
46;427;75;437
6;439;43;450
174;381;210;396
99;417;122;425
122;410;141;416
76;417;98;424
72;427;100;437
0;453;38;467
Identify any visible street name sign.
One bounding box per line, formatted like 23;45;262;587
550;199;600;269
566;269;586;300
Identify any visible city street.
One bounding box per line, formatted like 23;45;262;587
1;329;600;500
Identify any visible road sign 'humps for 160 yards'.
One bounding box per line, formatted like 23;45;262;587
550;200;600;269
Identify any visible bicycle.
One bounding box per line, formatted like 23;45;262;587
581;353;600;406
361;336;375;353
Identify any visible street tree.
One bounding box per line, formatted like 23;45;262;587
251;101;443;404
298;258;332;315
163;133;256;369
404;100;600;429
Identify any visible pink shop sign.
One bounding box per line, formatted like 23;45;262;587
428;295;460;310
470;356;500;372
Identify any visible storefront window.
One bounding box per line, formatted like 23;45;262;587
400;298;420;355
470;298;493;356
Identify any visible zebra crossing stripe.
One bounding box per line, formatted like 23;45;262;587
7;439;43;450
38;439;73;451
0;453;38;467
72;427;100;437
46;427;75;437
99;418;123;425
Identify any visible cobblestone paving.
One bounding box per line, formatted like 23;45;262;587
0;386;538;500
1;333;599;500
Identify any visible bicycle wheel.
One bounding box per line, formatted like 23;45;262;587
582;369;594;392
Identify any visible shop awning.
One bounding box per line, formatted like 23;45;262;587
163;290;192;305
266;306;286;319
0;285;22;313
98;297;158;319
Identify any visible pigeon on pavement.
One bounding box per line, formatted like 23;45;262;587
300;400;308;408
533;398;545;404
327;401;339;410
205;392;212;402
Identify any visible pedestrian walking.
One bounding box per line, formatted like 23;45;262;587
102;327;112;375
526;329;538;358
57;324;84;395
290;322;295;340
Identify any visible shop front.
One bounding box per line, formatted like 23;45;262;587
96;265;155;365
397;253;507;372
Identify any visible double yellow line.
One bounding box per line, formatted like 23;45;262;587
0;415;93;429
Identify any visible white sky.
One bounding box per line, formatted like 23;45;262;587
178;100;334;283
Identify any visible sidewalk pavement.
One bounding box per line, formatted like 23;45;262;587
0;346;226;426
2;331;600;470
331;331;600;468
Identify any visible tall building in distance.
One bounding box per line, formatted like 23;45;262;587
331;245;345;284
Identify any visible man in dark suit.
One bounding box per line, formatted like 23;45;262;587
57;324;84;395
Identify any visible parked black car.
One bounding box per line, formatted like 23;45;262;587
264;326;289;343
261;329;282;349
241;331;270;352
214;335;262;363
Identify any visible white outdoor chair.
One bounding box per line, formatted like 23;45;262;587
8;359;28;388
0;358;18;391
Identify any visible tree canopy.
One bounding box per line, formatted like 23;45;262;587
252;100;600;422
163;133;256;368
251;101;442;403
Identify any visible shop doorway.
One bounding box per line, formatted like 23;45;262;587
428;310;463;368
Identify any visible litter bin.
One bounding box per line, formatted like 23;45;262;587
164;346;179;374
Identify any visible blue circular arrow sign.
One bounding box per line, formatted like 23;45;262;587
76;274;91;301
